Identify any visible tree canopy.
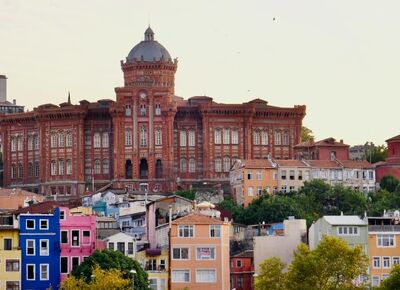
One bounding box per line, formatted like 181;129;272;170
378;264;400;290
301;126;314;142
255;236;369;290
71;249;149;290
363;142;387;163
380;175;400;193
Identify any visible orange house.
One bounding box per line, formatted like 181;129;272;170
368;214;400;287
170;213;230;290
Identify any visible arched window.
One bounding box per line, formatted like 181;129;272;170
125;160;132;179
180;130;187;147
188;130;195;147
94;133;101;148
215;158;222;172
223;156;231;172
59;159;65;175
11;137;17;152
223;129;230;144
51;160;57;176
275;131;282;145
66;160;72;175
58;132;65;147
66;132;72;147
28;162;34;177
18;163;23;178
35;161;40;177
125;129;132;146
34;135;40;149
11;164;16;179
155;128;162;146
155;104;161;116
94;159;101;174
261;131;268;145
189;158;196;173
28;136;33;150
253;130;260;145
231;129;239;145
140;126;147;147
140;104;146;116
17;136;23;151
283;132;289;145
125;105;132;116
103;159;109;174
180;158;187;172
102;132;109;148
51;134;58;148
155;159;163;178
215;129;221;144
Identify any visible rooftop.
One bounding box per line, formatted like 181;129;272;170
172;213;224;225
323;215;367;226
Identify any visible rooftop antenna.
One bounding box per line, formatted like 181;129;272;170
67;91;71;104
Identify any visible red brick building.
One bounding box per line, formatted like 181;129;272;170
230;250;254;290
375;135;400;182
294;137;349;160
0;27;306;198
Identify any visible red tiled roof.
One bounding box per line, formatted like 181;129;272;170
233;250;254;258
13;201;63;214
386;135;400;142
295;137;349;148
305;160;341;168
241;159;275;169
274;159;307;167
172;213;224;225
337;160;373;169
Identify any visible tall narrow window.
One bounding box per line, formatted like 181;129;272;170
215;129;221;144
66;132;72;147
155;128;162;145
34;134;40;149
125;105;132;116
59;160;64;175
58;132;65;147
35;161;40;177
125;129;132;146
223;156;231;172
11;137;16;152
102;132;109;148
51;134;58;148
28;162;34;177
283;132;289;145
103;159;109;174
188;130;195;147
94;133;101;148
140;104;146;116
215;158;222;172
274;131;281;145
261;131;268;145
28;136;33;150
11;164;16;179
180;130;187;146
253;130;260;145
231;129;239;144
180;158;187;172
17;136;23;151
66;160;72;175
189;158;196;173
223;129;230;144
51;160;57;176
140;126;147;147
155;103;161;116
18;163;23;178
94;159;101;174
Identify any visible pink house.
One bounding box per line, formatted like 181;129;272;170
59;207;97;281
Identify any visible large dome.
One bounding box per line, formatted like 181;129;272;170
127;27;172;62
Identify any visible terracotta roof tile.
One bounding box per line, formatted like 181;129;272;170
274;160;307;167
241;159;275;169
337;160;373;169
233;250;254;258
172;213;224;225
305;160;341;168
13;201;65;214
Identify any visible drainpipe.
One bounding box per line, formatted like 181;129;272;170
168;205;172;290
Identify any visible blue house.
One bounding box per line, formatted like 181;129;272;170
19;208;60;290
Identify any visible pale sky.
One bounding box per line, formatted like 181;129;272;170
1;0;399;146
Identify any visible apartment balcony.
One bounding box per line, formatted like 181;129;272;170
368;225;400;232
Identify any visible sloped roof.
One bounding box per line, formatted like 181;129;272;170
172;213;223;225
295;137;349;148
337;160;373;169
323;215;367;226
305;160;341;168
240;159;275;169
386;135;400;142
13;201;62;214
274;159;307;167
233;250;254;258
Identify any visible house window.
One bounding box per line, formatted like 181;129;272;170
140;126;147;147
281;186;287;193
393;257;400;265
108;242;114;250
18;163;23;178
61;257;68;273
4;238;12;250
59;159;65;175
178;225;194;237
140;104;146;116
103;159;109;174
210;225;221;237
223;129;230;144
28;162;34;177
149;278;157;289
40;219;48;230
281;170;287;180
172;270;190;283
283;132;289;145
223;156;230;172
172;248;189;260
247;170;253;180
94;159;101;174
83;231;90;237
28;136;33;150
102;132;109;148
188;130;195;147
189;158;196;173
128;242;134;255
383;257;391;268
257;187;263;196
377;234;395;247
51;134;58;148
159;259;166;271
27;239;35;255
253;130;260;145
61;231;68;244
125;105;132;116
146;259;157;271
231;129;239;145
236;259;242;268
274;131;281;145
196;269;216;283
337;226;359;236
155;128;162;145
66;159;72;175
256;170;262;180
66;132;72;147
51;160;57;175
6;259;19;271
155;103;161;115
6;281;19;290
40;264;49;280
26;219;35;229
11;137;17;151
72;230;80;246
261;130;268;145
298;170;303;180
11;164;16;179
180;158;187;172
214;129;221;144
117;242;125;254
180;130;187;146
94;133;101;148
237;275;243;288
248;187;253;196
40;239;49;256
290;170;295;180
215;158;222;172
27;264;35;280
58;132;65;147
34;161;40;177
72;257;80;271
17;136;23;151
372;276;380;287
125;129;132;146
196;247;215;260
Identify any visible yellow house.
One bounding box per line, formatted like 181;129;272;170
135;247;169;290
0;213;21;290
368;214;400;288
230;159;278;207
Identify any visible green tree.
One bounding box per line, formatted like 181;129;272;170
301;126;314;142
363;142;387;163
380;175;400;193
254;257;287;290
379;264;400;289
71;249;149;290
286;236;369;290
175;189;196;200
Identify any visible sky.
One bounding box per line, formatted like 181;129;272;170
1;0;399;146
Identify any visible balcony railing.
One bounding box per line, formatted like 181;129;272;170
368;225;400;232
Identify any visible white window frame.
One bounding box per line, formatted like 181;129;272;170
188;130;195;147
172;247;190;260
253;130;260;145
261;130;268;145
180;130;187;147
155;128;162;146
196;247;216;260
59;159;64;175
66;132;72;147
125;129;132;146
66;159;72;175
248;187;253;196
26;264;35;280
223;129;230;144
178;225;194;238
40;239;49;256
26;239;35;256
382;256;391;268
40;219;49;230
26;219;35;230
209;225;221;238
40;264;49;281
93;133;101;148
215;158;222;172
373;256;380;268
231;129;239;145
188;158;196;173
60;257;69;274
393;256;400;266
214;129;221;144
196;269;216;283
223;156;230;172
377;234;395;248
172;269;190;283
256;170;262;180
372;275;380;287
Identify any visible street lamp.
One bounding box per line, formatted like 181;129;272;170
130;269;136;289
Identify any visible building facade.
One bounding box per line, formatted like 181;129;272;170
230;250;254;290
294;137;349;160
375;134;400;182
0;27;306;198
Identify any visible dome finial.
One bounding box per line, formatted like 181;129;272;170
144;26;154;41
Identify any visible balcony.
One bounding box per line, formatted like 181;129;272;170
369;225;400;232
